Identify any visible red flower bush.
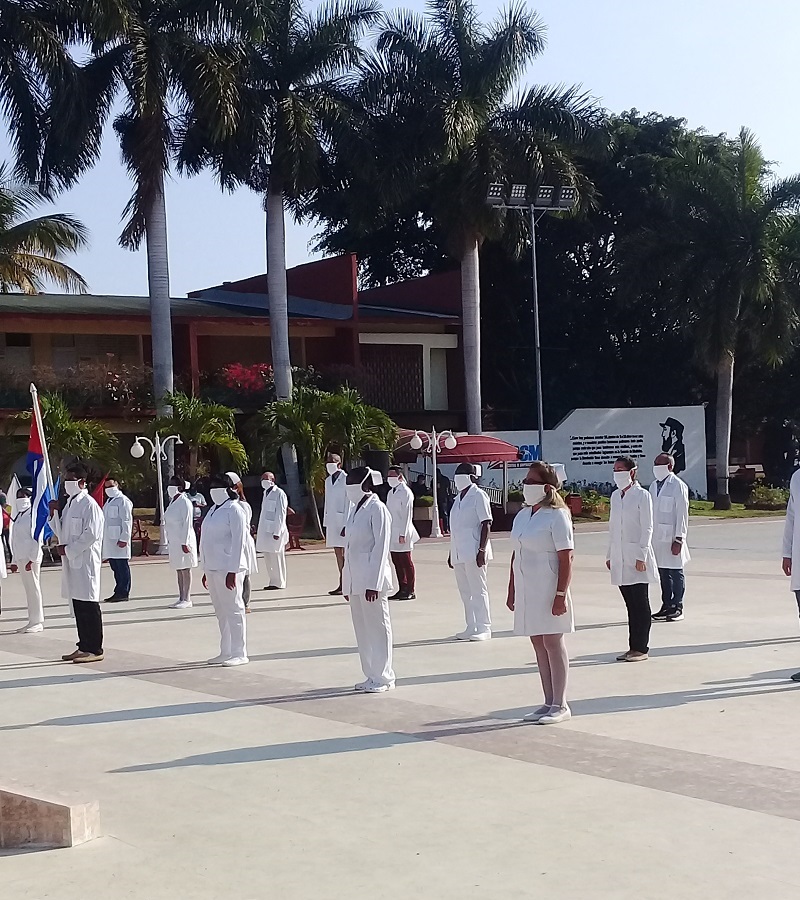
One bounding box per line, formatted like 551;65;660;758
220;363;274;395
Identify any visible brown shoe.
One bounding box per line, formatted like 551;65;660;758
624;651;649;662
62;650;81;661
73;652;104;663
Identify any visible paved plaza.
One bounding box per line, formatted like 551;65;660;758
2;518;800;899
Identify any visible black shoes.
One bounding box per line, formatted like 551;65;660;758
665;608;684;621
328;587;343;596
653;606;684;621
104;595;130;603
651;607;670;621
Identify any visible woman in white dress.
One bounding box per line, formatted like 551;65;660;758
200;473;250;666
507;462;575;725
164;477;198;609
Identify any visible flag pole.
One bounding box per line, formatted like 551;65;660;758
29;383;56;497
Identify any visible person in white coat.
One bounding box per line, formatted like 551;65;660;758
607;456;658;662
52;464;105;663
781;467;800;681
386;466;419;601
227;473;258;612
200;473;250;666
649;453;691;622
343;466;395;692
9;487;44;632
324;453;351;595
256;471;289;590
102;477;134;603
164;476;198;609
448;463;493;641
507;462;575;725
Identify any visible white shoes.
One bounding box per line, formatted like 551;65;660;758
206;655;226;666
355;679;395;692
522;705;552;723
538;706;571;725
469;631;492;641
18;623;44;634
170;599;192;609
455;629;475;640
222;657;249;667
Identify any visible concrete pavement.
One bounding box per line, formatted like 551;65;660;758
2;517;800;899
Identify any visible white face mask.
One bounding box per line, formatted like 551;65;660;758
453;474;473;492
261;479;274;491
326;462;340;476
167;486;180;499
653;465;671;482
65;480;81;497
105;487;120;498
613;471;633;490
210;488;230;506
387;476;400;489
523;484;548;506
16;498;32;512
345;483;367;503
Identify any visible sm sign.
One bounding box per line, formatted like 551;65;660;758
518;444;541;462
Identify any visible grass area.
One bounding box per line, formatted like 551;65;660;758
688;500;785;519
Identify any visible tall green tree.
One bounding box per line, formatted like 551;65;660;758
625;128;800;507
0;163;88;292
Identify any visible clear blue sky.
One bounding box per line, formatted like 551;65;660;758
3;0;798;297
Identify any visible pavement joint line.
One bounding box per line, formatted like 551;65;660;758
4;633;800;823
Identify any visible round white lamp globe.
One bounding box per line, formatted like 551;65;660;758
130;440;145;459
410;434;423;451
444;434;457;450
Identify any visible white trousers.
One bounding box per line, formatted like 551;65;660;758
21;562;44;627
454;561;492;634
263;549;287;588
207;570;247;660
349;592;395;686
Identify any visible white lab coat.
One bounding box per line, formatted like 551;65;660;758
11;507;44;627
102;493;133;559
782;469;800;592
324;471;351;549
237;499;259;575
387;482;419;552
607;482;658;586
256;485;289;552
164;493;198;570
54;491;104;603
449;484;493;564
200;500;249;574
511;506;575;636
649;473;691;568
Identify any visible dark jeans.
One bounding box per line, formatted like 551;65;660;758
108;558;131;598
619;583;651;654
391;551;416;594
73;599;103;655
658;568;686;611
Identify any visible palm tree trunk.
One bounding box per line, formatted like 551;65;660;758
189;446;199;479
461;236;482;434
307;480;324;539
714;350;735;509
266;178;302;507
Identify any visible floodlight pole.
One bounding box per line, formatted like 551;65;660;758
529;208;545;460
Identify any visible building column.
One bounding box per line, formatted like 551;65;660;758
189;323;200;395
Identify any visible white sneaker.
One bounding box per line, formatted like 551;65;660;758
469;631;492;641
18;624;44;634
206;655;226;666
364;682;394;693
170;599;192;609
455;630;476;641
355;680;372;691
522;705;552;723
222;657;249;667
538;706;571;725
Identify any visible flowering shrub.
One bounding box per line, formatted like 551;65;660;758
220;363;274;395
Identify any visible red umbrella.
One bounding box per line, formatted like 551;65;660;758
394;430;521;464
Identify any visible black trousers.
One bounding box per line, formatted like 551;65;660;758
73;599;104;655
619;583;651;654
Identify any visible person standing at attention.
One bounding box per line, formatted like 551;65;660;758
10;486;44;633
607;456;657;662
227;473;258;612
200;473;250;666
448;463;493;641
342;467;395;692
52;464;105;663
186;482;207;544
256;471;289;591
387;467;419;601
507;462;574;724
781;465;800;681
164;477;198;609
103;476;134;603
324;453;351;596
650;453;690;622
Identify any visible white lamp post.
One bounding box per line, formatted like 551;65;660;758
131;433;182;554
410;428;457;539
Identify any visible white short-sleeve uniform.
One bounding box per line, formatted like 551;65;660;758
200;500;250;661
449;484;493;635
102;493;133;560
783;469;800;594
164;492;198;570
238;499;258;576
342;494;395;687
649;474;691;569
607;483;658;586
511;506;575;636
10;507;44;628
256;484;289;588
324;471;351;549
387;482;419;551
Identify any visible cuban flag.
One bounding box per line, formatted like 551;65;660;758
27;408;53;541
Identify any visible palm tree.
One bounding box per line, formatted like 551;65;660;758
625;129;800;508
324;0;605;433
0;164;88;292
153;392;248;477
40;0;241;415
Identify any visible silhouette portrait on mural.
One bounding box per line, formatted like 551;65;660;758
660;417;686;474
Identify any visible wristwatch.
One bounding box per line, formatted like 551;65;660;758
555;590;566;597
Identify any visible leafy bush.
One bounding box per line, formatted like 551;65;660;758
745;484;789;510
414;495;434;508
507;488;524;502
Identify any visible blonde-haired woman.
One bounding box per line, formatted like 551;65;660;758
507;462;575;724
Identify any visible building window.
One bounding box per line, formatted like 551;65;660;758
5;333;31;347
361;344;424;412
